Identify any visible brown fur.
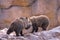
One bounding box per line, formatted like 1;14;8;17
7;17;32;36
30;15;49;33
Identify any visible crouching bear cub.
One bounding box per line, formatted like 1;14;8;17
7;17;32;36
29;15;49;33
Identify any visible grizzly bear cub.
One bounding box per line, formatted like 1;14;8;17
7;17;32;36
29;15;49;33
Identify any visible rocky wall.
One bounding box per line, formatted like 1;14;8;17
0;0;60;30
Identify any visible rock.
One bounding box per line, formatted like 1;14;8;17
34;26;60;40
0;0;60;32
0;0;12;8
0;26;60;40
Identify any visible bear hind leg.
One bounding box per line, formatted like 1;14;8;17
20;31;24;36
41;22;48;30
35;27;38;32
15;30;20;36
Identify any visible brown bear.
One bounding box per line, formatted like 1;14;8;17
7;17;32;36
29;15;49;33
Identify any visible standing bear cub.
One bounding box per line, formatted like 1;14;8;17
29;15;49;33
7;17;32;36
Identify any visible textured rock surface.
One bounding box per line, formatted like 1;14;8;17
0;0;60;30
0;26;60;40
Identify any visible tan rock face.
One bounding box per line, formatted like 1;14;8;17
12;0;36;7
0;0;12;8
31;0;58;30
45;0;58;29
0;0;60;30
57;9;60;25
